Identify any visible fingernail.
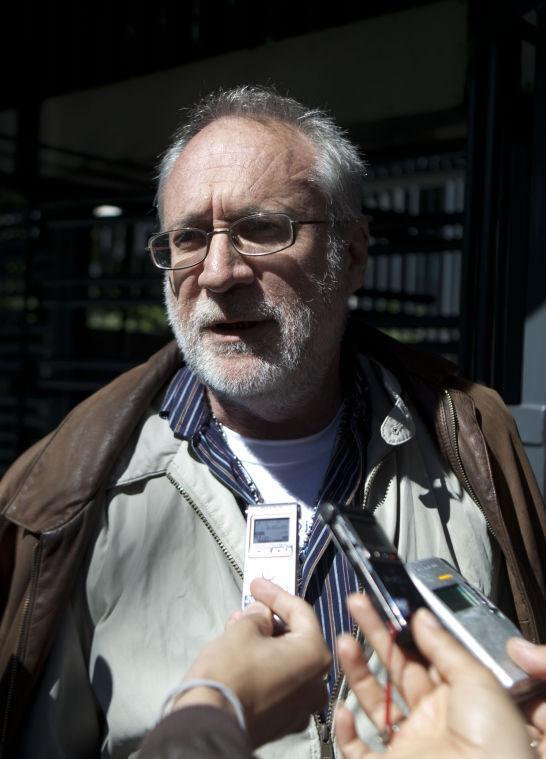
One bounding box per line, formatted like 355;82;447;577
417;608;440;628
347;593;365;609
508;637;534;651
244;601;270;616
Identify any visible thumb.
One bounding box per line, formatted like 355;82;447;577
411;608;497;687
507;639;546;680
225;601;273;635
239;604;274;637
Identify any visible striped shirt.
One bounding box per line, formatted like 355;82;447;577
160;353;370;696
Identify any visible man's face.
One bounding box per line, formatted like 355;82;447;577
162;116;360;402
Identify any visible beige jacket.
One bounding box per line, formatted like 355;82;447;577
2;324;545;757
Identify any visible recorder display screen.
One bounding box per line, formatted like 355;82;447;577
253;517;290;543
434;584;477;612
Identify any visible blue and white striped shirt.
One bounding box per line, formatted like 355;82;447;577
160;354;370;695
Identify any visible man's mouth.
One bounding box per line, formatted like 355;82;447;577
212;321;259;332
205;319;273;338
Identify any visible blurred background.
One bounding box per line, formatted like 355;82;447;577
1;0;545;494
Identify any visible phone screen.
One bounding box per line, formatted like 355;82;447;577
344;511;395;552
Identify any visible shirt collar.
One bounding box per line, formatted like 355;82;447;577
161;345;369;443
160;365;210;439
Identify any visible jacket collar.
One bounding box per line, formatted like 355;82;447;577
346;315;457;387
2;342;183;533
2;324;457;534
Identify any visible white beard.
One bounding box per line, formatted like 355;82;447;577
164;241;347;404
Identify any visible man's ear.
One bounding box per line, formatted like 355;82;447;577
345;217;369;295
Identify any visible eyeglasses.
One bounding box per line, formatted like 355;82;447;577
146;212;330;271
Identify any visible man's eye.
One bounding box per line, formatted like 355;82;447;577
172;230;204;250
237;218;285;242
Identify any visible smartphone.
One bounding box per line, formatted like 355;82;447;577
318;501;424;645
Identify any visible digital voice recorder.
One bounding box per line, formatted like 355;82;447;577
319;501;424;646
242;503;299;609
407;558;546;702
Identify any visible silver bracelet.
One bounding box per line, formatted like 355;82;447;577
159;678;246;731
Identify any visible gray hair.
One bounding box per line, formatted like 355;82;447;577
155;85;366;225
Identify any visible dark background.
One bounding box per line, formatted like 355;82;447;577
1;0;545;492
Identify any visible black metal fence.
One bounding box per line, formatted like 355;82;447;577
356;149;465;364
0;150;466;475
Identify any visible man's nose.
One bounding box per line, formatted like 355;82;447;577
197;230;255;293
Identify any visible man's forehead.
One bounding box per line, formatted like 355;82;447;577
162;116;322;220
167;117;315;194
180;116;315;166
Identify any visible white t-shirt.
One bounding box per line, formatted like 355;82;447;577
221;407;343;549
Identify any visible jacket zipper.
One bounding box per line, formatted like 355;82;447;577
363;458;389;515
166;472;243;579
323;460;386;753
314;608;372;758
167;460;386;755
315;391;504;756
442;389;497;539
168;470;347;755
315;614;360;757
316;666;346;757
0;542;42;759
313;665;346;757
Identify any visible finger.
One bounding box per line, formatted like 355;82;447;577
519;697;546;739
411;608;497;687
239;609;274;637
243;600;273;618
337;634;406;729
335;703;371;758
346;594;392;656
506;638;546;736
226;605;274;637
347;594;432;706
249;580;331;677
337;635;391;725
227;602;272;628
507;638;546;680
250;578;321;637
226;609;245;628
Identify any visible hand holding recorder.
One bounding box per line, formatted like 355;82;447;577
320;501;545;702
336;593;539;759
169;578;331;749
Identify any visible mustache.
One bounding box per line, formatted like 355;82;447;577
188;297;283;329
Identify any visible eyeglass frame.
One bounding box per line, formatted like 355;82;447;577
146;211;333;271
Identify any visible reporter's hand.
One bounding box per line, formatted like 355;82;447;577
507;638;546;757
335;594;533;759
174;578;331;748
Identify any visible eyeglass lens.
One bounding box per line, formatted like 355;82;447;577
151;213;294;269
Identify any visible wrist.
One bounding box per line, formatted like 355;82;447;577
171;685;232;713
159;678;247;731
